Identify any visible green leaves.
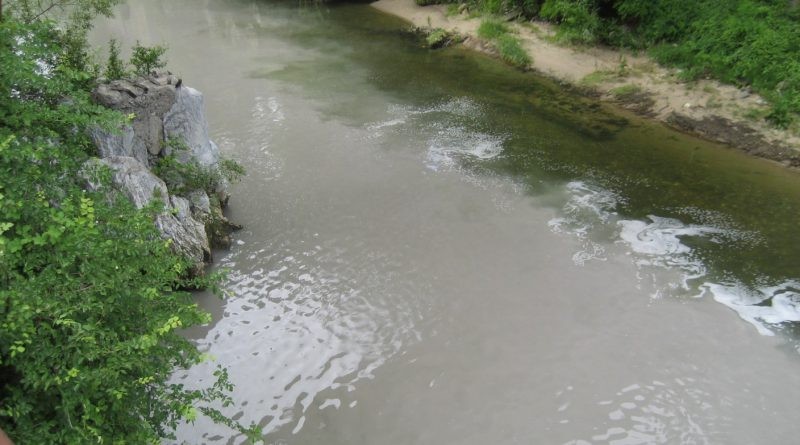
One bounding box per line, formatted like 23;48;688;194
130;41;167;76
0;18;254;444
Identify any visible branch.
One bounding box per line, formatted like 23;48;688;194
29;0;62;22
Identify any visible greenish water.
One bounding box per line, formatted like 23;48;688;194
94;1;800;442
267;2;800;289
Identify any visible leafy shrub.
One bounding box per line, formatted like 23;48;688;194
540;0;600;44
426;28;451;48
104;38;126;80
130;41;167;75
0;18;257;443
153;139;245;197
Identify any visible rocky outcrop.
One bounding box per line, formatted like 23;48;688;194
92;73;178;164
86;73;238;274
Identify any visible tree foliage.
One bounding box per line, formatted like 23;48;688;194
0;17;258;445
431;0;800;127
130;41;167;76
104;38;125;80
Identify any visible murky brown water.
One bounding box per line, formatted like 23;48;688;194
92;1;800;443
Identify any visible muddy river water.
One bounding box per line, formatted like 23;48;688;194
93;1;800;443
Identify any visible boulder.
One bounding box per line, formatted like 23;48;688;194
163;86;219;166
93;74;178;161
97;156;169;208
163;85;230;203
187;189;212;220
89;75;238;274
88;156;211;271
156;196;211;271
88;124;147;165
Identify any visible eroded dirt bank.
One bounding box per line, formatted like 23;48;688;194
372;0;800;168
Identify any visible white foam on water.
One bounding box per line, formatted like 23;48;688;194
549;181;799;336
366;98;502;164
548;181;624;265
425;124;505;171
697;281;800;336
367;97;484;133
617;216;720;291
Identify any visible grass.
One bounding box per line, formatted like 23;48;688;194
477;19;510;40
445;3;460;16
631;61;657;75
610;84;643;100
477;19;531;68
496;34;531;67
580;70;617;87
426;28;451;48
742;107;770;121
705;96;722;109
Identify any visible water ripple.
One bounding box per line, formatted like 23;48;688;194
175;237;425;441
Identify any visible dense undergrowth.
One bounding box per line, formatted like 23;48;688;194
417;0;800;128
0;3;257;443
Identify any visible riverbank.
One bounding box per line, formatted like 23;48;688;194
371;0;800;168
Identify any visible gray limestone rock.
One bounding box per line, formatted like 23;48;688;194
93;75;178;161
88;124;147;165
187;190;212;219
97;156;169;208
156;196;211;270
89;74;236;274
88;156;211;271
163;86;220;167
163;85;230;204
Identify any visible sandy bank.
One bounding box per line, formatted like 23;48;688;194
371;0;800;168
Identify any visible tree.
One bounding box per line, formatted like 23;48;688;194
0;15;259;445
104;38;126;80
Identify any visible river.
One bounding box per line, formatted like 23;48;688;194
92;1;800;443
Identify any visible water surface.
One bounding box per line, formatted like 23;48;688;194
93;1;800;443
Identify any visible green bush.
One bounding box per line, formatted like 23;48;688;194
449;0;800;126
539;0;600;44
0;18;257;444
130;41;167;75
426;28;450;48
477;19;530;68
477;19;510;39
153;139;245;198
104;38;126;80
